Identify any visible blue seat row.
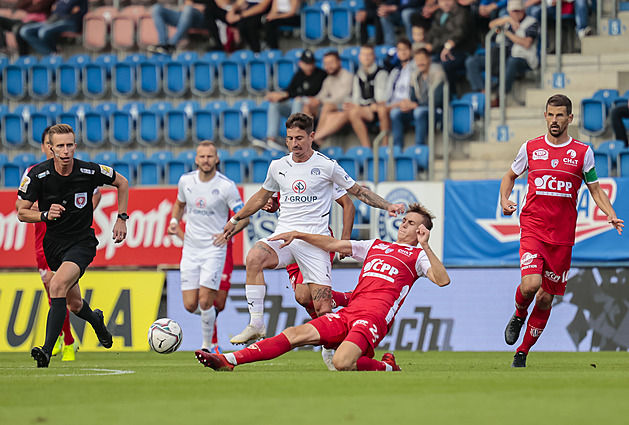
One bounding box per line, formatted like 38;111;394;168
580;89;629;138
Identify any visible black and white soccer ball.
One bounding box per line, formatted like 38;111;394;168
148;318;183;354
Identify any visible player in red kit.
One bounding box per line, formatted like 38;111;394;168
195;203;450;372
500;94;624;368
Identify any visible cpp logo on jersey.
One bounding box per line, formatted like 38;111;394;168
292;180;307;194
534;175;573;194
75;192;88;209
310;168;321;175
195;197;206;208
378;188;416;240
476;179;618;244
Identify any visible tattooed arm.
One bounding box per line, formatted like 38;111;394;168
347;183;405;217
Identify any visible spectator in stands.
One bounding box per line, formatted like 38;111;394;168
465;0;539;96
0;0;55;55
313;45;389;148
252;49;327;151
525;0;592;41
378;0;425;45
390;48;445;147
424;0;475;95
305;51;354;143
19;0;87;55
148;0;208;54
611;100;629;148
356;0;383;45
411;22;428;50
204;0;272;52
263;0;301;49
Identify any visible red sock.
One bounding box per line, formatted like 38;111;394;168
332;291;351;308
517;305;551;354
62;309;74;345
304;301;318;320
233;333;292;365
212;320;218;345
356;356;386;371
515;284;534;318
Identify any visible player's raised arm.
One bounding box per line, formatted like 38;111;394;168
269;231;353;256
346;183;405;217
586;181;624;235
417;224;450;287
223;187;274;237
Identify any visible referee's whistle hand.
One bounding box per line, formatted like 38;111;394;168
112;221;127;243
48;203;65;220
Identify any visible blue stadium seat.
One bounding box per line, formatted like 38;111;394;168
58;112;80;133
394;153;417;181
248;104;269;141
82;110;108;148
375;45;395;66
593;152;610;177
165;109;190;146
112;160;134;184
592;89;620;115
246;58;273;95
1;163;22;187
2;64;28;100
95;102;117;122
137;159;162;185
366;156;387;181
203;50;228;64
112;57;141;98
73;151;91;162
259;49;283;63
192;109;216;144
314;47;336;67
138;59;162;97
251;157;271;183
93;151;118;166
83;62;108;98
284;48;304;61
1;113;26;149
29;112;53;147
110;111;134;147
273;57;298;91
301;4;328;45
339;47;359;72
150;150;174;166
404;145;429;171
344;146;373;173
41;103;64;121
56;62;82;99
164;60;187;97
596;140;626;168
218;106;246;145
460;92;485;118
378;145;402;158
121;151;146;167
329;4;353;44
580;97;607;138
218;59;244;96
231;147;258;167
95;53;117;77
190;59;216;96
222;158;246;183
29;63;54;99
619;151;629;177
165;160;188;184
177;150;196;170
450;99;474;139
13;153;38;169
337;156;360;180
320;146;343;160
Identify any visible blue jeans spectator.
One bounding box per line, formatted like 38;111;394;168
390;106;430;147
267;98;304;140
152;4;206;46
19;19;77;55
528;0;589;35
466;54;531;93
380;8;422;45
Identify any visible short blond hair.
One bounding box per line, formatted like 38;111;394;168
48;124;75;145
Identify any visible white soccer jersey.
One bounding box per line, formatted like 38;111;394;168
262;152;355;235
177;170;244;251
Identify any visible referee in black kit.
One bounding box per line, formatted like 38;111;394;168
16;124;130;368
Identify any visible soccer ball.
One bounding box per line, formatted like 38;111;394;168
148;318;183;354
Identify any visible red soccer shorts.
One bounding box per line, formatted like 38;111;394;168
519;236;573;296
309;310;388;359
287;251;336;290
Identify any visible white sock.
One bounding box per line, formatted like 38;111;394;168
245;285;266;328
192;306;201;315
224;352;237;365
200;306;217;349
383;362;393;372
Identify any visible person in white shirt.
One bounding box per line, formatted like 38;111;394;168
223;113;405;345
168;141;249;351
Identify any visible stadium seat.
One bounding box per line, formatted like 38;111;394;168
83;62;108;98
164;60;187;97
138;58;162;97
345;146;373;173
218;106;246;145
110;111;134;147
40;103;64;121
248;104;269;141
165;109;190;146
339;47;359;72
273;57;298;91
251;157;271;183
83;8;114;51
93;151;118;165
112;61;138;98
314;46;336;67
2;64;27;100
366;156;387;182
460;92;485;118
592;89;620;115
137;159;162;185
111;160;134;184
246;58;272;95
28;112;52;147
329;4;353;44
190;59;216;96
231;147;258;167
12;153;38;169
177;150;196;170
394;153;417;181
218;59;244;96
56;62;81;99
192;109;216;144
320;146;343;160
301;4;328;45
138;102;170;147
1;112;26;148
596;140;626;168
337;156;360;180
450;99;475;139
593;152;610;177
580;98;607;138
28;63;54;99
1;163;22;187
222;158;246;183
111;10;137;50
619;151;629;177
165;159;188;184
404;145;429;171
137;14;159;50
73;151;91;162
82;110;108;148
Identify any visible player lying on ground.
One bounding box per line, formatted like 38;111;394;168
196;203;450;371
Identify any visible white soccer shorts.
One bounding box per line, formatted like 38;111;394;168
180;250;226;291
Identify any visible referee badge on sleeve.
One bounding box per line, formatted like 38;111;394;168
18;175;31;193
99;164;114;178
75;192;88;208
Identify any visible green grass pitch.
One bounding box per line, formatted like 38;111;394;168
1;351;628;425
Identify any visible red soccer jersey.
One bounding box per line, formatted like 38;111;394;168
343;239;431;326
512;135;597;246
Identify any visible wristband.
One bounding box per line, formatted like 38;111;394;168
41;211;49;223
444;42;453;50
170;218;179;226
229;216;240;225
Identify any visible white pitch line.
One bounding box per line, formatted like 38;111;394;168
56;368;135;377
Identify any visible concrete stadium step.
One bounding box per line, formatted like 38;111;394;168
525;88;594;109
465;140;523;161
598;12;629;35
581;35;629;55
540;70;625;91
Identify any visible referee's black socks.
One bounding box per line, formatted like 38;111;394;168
75;299;106;332
43;297;67;355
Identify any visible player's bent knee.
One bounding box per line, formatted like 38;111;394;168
184;303;197;313
332;354;355;371
214;298;226;312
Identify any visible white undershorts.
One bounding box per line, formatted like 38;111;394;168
258;237;332;287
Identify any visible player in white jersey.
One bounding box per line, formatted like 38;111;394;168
168;141;249;351
223;113;405;345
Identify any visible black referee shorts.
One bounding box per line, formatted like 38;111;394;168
43;229;98;278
